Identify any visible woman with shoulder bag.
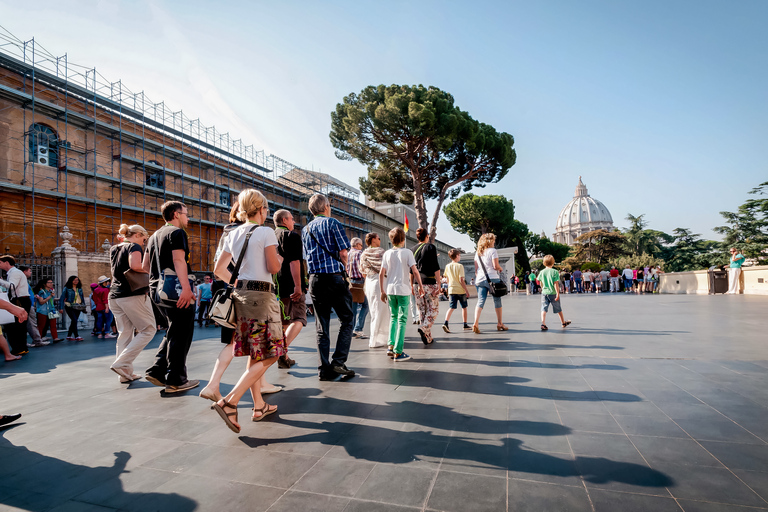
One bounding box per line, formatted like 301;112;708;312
211;190;286;433
34;279;62;342
107;224;157;383
472;233;508;334
60;276;86;341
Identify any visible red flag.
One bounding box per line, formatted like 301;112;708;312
404;213;409;234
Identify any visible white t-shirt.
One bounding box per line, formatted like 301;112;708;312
474;248;500;283
622;268;634;279
221;223;278;282
583;271;592;282
0;266;30;297
381;247;417;296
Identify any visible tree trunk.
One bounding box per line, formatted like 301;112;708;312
412;173;429;232
428;191;449;244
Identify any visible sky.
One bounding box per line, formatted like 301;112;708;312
2;0;766;250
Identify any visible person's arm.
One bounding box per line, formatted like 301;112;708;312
214;251;234;283
128;249;145;273
339;249;349;267
460;276;469;296
36;293;47;305
172;249;194;308
265;245;282;274
379;266;388;303
289;260;302;301
0;278;9;288
411;264;425;296
492;257;502;273
0;298;27;322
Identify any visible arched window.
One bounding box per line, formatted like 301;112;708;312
28;124;59;167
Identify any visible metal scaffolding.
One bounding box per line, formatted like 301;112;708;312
0;26;371;268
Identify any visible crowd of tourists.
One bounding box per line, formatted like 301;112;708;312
0;191;751;433
521;265;665;295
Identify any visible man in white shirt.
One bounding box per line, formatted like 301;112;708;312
621;266;634;293
0;255;32;355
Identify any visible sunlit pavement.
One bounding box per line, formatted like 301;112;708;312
1;292;767;511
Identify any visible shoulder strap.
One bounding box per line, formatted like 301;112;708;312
413;243;426;258
229;225;259;285
477;251;491;280
308;228;343;265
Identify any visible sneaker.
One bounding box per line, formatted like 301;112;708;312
75;337;84;341
52;338;63;343
165;379;200;393
97;334;104;339
393;352;411;362
319;372;340;381
463;324;471;330
386;346;395;358
104;333;116;339
442;324;450;333
354;332;368;339
66;336;75;341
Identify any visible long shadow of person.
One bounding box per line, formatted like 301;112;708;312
0;426;197;511
239;419;672;488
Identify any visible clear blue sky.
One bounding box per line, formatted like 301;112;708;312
3;0;766;250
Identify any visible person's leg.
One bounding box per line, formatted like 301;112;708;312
1;333;20;361
356;296;369;333
423;285;440;341
330;277;355;368
94;311;104;336
393;296;408;354
37;313;50;339
215;355;278;430
473;285;487;329
146;304;171;381
28;308;43;342
112;296;158;376
409;292;419;322
461;302;468;325
49;316;59;340
445;301;455;323
388;295;399;350
493;294;504;327
65;308;78;337
310;275;333;373
164;304;196;386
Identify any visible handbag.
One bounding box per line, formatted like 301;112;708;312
124;269;150;292
350;281;366;304
0;290;15;324
477;252;508;298
208;224;259;328
307;230;352;289
65;289;87;311
149;230;196;308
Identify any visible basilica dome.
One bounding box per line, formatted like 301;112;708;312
552;177;614;245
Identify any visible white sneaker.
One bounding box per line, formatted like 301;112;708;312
104;333;116;339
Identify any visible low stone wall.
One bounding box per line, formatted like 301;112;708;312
659;266;768;295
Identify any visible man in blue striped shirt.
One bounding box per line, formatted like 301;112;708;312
302;193;355;381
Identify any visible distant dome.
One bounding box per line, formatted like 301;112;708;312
552;177;614;245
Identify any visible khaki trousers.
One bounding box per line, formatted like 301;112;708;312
109;294;157;376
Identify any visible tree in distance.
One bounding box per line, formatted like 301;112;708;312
715;181;768;265
572;229;627;265
330;84;516;241
442;193;532;272
526;233;571;263
662;228;725;272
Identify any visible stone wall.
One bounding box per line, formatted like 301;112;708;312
659;266;768;295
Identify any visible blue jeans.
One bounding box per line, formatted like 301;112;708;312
476;280;502;309
574;278;583;293
94;310;113;334
352;295;369;332
624;277;633;291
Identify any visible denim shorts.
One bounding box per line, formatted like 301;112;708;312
541;294;562;314
476;280;502;309
449;293;468;310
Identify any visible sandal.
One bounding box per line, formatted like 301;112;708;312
199;386;222;402
561;321;571;328
472;325;481;334
252;402;278;422
541;324;548;331
213;400;240;433
497;324;509;331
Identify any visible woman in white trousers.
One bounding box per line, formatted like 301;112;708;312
360;232;389;348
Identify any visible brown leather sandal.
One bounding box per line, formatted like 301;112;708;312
213;400;240;433
252;402;278;422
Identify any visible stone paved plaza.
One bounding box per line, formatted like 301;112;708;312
1;293;768;512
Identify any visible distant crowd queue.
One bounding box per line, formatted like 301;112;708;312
519;265;665;295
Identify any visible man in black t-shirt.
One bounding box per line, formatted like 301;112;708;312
413;228;441;344
143;201;199;393
273;209;307;369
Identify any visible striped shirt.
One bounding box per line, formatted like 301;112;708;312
347;248;363;279
302;216;350;274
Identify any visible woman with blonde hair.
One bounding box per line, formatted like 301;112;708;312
472;233;508;333
212;189;286;433
108;223;157;383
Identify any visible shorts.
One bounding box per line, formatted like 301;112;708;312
541;294;562;314
280;293;308;327
449;293;468;310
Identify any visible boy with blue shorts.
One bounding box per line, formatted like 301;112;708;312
442;249;470;333
538;255;571;331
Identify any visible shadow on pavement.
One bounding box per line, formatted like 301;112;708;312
0;427;197;511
